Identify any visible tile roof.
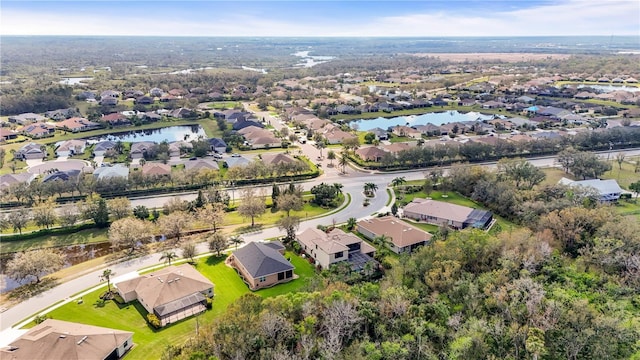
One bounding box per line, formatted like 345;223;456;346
357;216;432;248
1;319;132;360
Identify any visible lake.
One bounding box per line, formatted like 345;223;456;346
350;111;496;131
59;77;93;85
577;84;640;93
88;125;206;143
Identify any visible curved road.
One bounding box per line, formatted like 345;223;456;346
1;132;638;340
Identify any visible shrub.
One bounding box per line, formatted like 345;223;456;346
205;297;213;309
147;313;161;329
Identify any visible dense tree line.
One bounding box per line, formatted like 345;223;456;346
358;127;640;170
164;213;640;359
0;85;73;115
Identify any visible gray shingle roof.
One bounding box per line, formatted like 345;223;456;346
232;241;293;278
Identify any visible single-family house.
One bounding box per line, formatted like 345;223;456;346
45;108;78;120
42;169;81;183
93;164;129;180
100;97;118;106
0;172;37;188
403;198;493;230
55;139;87;157
169;108;195;119
129;141;156;159
368;127;389;141
558;178;623;203
184;158;220;172
55;117;101;133
115;264;214;327
93;140;117;157
168;141;192;157
357;216;432;254
391;125;420;138
8;113;47;125
356;146;387;162
16;142;46;160
0;128;18;142
382;142;413;155
261;153;296;166
17;123;56;138
224;156;251;168
233;120;263;131
101;113;131;126
322;126;357;145
208;138;227;153
228;241;295;290
296;227;377;271
0;319;133;360
141;162;171;176
100;90;120;99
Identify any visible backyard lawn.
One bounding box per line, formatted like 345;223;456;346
42;250;316;360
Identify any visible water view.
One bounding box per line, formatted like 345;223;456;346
576;84;640;93
350;111;496;131
59;77;93;85
88;125;206;143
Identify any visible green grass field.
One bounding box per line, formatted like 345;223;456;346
603;157;639;189
42;251;316;360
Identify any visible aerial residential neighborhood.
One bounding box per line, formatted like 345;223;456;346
1;3;640;359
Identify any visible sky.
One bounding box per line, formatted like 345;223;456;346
1;0;639;37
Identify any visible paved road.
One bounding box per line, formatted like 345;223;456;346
1;122;638;337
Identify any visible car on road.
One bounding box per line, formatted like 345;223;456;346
231;153;241;157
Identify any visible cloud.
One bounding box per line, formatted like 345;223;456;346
1;0;638;36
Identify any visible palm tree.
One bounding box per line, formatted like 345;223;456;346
327;150;336;166
315;140;326;159
346;217;357;230
100;268;114;294
333;183;344;195
364;182;378;196
160;251;177;266
373;234;393;260
391;176;406;188
229;234;244;250
339;153;349;173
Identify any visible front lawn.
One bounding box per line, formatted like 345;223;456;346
42;251;316;360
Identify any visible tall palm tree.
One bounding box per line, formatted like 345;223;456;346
391;176;406;188
315;140;326;159
100;268;114;293
160;251;177;266
339;153;349;173
229;234;244;250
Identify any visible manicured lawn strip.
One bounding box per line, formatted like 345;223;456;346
385;189;393;206
224;202;332;227
43;252;316;360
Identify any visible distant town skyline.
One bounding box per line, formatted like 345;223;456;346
1;0;639;37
